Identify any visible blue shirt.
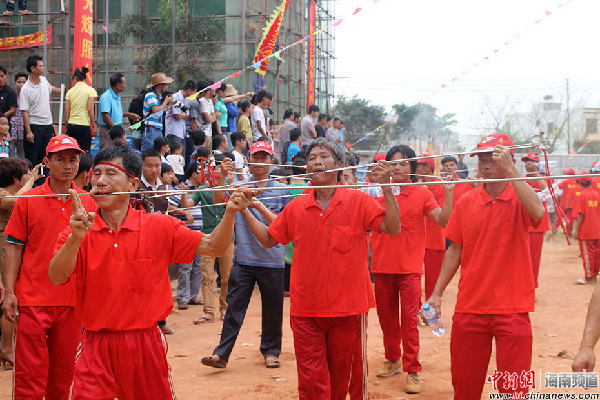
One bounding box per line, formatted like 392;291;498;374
287;142;301;162
234;179;291;268
143;91;163;129
253;75;266;92
98;88;123;126
226;103;239;133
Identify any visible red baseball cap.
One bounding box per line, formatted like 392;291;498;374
578;171;592;185
564;168;576;175
471;133;514;157
591;161;600;173
417;153;435;171
46;135;84;156
249;140;274;155
521;151;540;163
373;153;386;162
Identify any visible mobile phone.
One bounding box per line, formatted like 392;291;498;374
39;165;45;175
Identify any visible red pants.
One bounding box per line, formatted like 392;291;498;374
451;313;532;400
373;273;421;373
291;314;368;400
424;249;445;299
579;239;600;279
72;326;174;400
528;231;544;288
14;306;81;400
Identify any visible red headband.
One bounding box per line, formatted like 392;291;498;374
95;162;136;178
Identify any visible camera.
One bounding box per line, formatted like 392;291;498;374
173;101;189;113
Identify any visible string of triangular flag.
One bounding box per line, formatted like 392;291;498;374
569;131;600;159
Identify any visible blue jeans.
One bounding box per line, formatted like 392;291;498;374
141;126;163;152
177;255;202;304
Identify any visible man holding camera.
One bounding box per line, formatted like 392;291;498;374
165;81;195;155
141;73;173;152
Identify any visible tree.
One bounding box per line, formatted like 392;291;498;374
332;95;386;147
113;0;224;86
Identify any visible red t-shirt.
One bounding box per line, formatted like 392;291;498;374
371;186;439;274
571;187;600;240
4;180;96;307
453;181;474;207
54;207;203;331
268;188;386;317
527;180;550;233
559;178;579;209
591;177;600;194
445;183;539;314
425;181;446;250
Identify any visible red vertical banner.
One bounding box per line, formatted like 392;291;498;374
307;0;316;107
73;0;94;85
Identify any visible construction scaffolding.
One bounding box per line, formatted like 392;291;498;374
0;0;335;124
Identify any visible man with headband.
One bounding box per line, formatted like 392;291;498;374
48;146;255;399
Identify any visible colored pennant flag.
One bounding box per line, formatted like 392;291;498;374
314;28;324;35
231;71;242;78
353;7;362;15
188;92;199;100
333;19;343;27
130;121;142;130
252;0;291;76
208;82;222;90
545;10;552;16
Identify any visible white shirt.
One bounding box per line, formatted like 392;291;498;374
166;154;185;176
232;149;245;170
250;105;266;141
198;97;214;137
19;76;53;125
141;175;162;191
165;90;186;139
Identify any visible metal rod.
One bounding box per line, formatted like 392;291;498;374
169;193;304;212
42;0;47;63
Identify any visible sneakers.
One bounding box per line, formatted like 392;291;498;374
405;373;422;394
376;360;402;378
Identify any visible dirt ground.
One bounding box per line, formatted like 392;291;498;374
1;236;599;399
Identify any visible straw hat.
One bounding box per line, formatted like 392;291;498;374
147;72;174;89
224;84;238;97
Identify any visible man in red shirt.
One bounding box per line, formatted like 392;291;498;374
427;133;544;400
572;172;600;285
2;135;95;399
239;138;401;400
522;152;549;288
557;168;577;235
48;145;253;399
371;146;453;394
441;156;473;206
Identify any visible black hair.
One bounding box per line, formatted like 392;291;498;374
223;151;235;161
182;80;195;91
191;130;206;146
308;104;319;114
186;161;199;180
25;55;42;73
283;109;294;120
294;112;301;120
194;146;211;160
230;132;246;147
250;94;258;105
141;148;161;162
94;146;143;178
290;128;301;142
239;101;252;113
256;90;273;103
76;153;94;177
441;156;458;166
271;168;290;178
333;117;342;123
153;137;169;152
14;72;27;82
318;114;330;122
161;163;173;175
108;125;125;141
212;134;227;151
291;155;306;175
169;141;182;153
0;113;7;121
73;66;89;82
308;138;345;165
213;153;226;164
0;65;6;75
216;83;227;92
0;158;29;188
109;73;124;88
386;145;417;182
580;180;592;188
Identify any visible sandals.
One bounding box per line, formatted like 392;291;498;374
264;355;281;369
193;315;214;325
201;355;227;368
0;350;14;370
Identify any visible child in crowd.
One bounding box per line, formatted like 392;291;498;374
154;136;170;163
161;162;176;190
167;141;185;183
0;114;11;158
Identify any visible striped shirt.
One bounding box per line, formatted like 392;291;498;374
143;91;163;130
168;183;203;231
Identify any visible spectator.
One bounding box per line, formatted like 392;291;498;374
0;65;17;125
64;67;97;152
230;132;248;181
327;117;344;148
142;73;174;152
160;162;176;190
165;80;194;154
253;74;266;92
315;113;331;138
166;141;185;183
197;79;217;150
98;72;140;150
293;112;301;127
108;125;127;147
20;55;61;165
9;72;27;159
457;153;469;179
3;0;32;15
0;114;9;157
287;128;302;163
184;84;199;164
212;134;228;154
73;152;93;191
127;88;148;151
189;130;207;163
278;109;296;162
250;91;272;142
224;84;251;136
214;83;229;135
300;104;319;147
153;136;169;163
271;168;290;185
237;100;253;145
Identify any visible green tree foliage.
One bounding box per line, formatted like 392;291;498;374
113;0;223;86
332;95;386;146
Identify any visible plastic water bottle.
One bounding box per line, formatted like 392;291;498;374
422;303;446;336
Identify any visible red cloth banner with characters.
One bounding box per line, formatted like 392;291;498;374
0;27;52;50
307;0;316;106
74;0;94;85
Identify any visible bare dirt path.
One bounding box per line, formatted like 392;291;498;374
1;237;598;399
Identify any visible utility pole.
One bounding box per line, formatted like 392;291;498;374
566;78;571;154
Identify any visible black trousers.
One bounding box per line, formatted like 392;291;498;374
214;263;284;362
66;124;92;152
24;124;53;165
